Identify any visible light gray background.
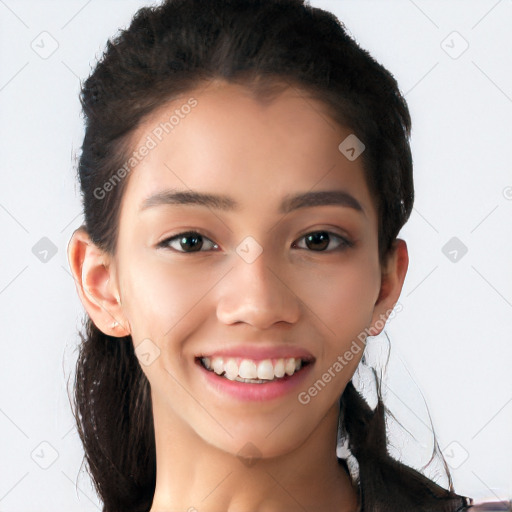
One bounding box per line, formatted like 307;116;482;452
0;0;511;510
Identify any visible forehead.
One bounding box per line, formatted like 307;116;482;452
120;80;376;222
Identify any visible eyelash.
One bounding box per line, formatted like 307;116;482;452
157;230;354;254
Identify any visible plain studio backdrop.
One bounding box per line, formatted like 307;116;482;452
0;0;511;510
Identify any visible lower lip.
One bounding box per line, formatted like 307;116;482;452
196;359;314;401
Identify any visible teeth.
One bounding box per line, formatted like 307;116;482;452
225;358;239;381
212;357;224;375
285;358;295;376
200;355;306;381
274;359;285;378
239;359;258;379
257;359;274;380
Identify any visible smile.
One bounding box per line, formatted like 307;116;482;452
198;356;311;383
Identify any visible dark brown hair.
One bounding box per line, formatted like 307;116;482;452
70;0;473;510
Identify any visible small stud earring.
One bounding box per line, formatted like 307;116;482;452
112;320;119;329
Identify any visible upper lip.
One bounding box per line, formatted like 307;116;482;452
196;345;315;362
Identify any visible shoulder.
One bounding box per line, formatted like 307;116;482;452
464;501;512;511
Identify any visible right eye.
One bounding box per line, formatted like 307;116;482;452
157;231;219;253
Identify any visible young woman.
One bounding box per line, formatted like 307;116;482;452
66;0;510;511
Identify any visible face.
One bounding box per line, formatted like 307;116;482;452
82;79;405;459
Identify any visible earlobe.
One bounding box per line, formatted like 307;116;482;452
67;227;130;337
369;239;409;336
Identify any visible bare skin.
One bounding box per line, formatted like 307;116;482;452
68;79;408;512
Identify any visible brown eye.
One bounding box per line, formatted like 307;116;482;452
293;231;352;252
158;231;218;253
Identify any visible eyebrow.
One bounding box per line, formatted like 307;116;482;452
139;188;365;216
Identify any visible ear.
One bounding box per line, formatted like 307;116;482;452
368;238;408;336
67;226;130;337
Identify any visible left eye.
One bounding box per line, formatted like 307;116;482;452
292;231;352;252
157;230;352;253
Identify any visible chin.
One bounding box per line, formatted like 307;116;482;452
198;423;308;462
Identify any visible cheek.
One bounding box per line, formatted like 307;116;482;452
119;255;218;393
294;254;380;340
121;256;208;337
294;262;378;406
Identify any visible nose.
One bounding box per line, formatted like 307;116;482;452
216;249;301;329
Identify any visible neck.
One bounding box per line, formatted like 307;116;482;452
149;395;360;512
